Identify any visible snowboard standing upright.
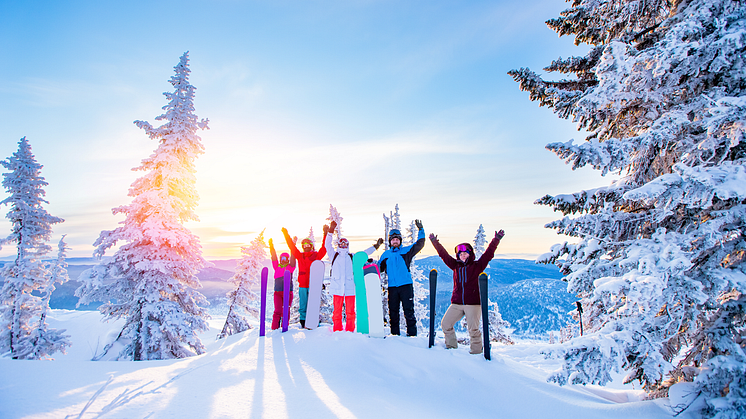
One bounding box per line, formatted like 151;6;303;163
363;264;385;338
478;272;490;360
282;270;291;332
305;260;325;330
352;251;369;334
260;267;269;337
429;269;437;348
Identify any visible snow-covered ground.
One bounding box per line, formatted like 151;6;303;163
0;310;691;419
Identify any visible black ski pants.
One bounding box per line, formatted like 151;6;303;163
388;283;417;336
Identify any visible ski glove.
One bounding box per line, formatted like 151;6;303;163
329;221;337;234
415;219;423;229
323;224;329;235
373;238;384;250
496;230;505;240
429;233;438;241
269;238;274;249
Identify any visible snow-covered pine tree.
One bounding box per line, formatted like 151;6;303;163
0;137;69;360
76;52;210;361
382;213;390;251
488;301;514;345
218;231;267;340
474;224;487;259
327;204;344;246
405;220;430;335
510;1;745;416
307;227;316;247
28;236;72;360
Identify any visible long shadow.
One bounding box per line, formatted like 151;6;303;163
248;337;266;418
271;331;343;418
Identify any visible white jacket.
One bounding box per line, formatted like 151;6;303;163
325;232;375;296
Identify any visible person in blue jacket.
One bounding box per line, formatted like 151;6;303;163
378;219;426;336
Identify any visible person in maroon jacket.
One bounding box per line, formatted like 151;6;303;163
429;229;505;354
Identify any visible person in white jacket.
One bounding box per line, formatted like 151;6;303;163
325;232;382;332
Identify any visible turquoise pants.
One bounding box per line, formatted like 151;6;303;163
299;287;309;321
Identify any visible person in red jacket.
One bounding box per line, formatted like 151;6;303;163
281;221;335;328
429;229;505;354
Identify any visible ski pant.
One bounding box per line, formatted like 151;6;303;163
298;287;309;321
442;304;482;354
332;295;356;332
271;291;294;330
388;284;417;336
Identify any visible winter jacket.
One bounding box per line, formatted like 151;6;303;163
324;232;376;296
430;236;501;305
270;245;296;292
283;229;328;288
378;229;426;288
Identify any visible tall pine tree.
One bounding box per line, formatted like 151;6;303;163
510;0;745;416
76;52;211;361
218;231;267;339
0;137;70;360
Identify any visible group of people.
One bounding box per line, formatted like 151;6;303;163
267;219;505;354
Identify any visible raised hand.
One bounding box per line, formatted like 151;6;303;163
323;224;329;235
281;227;288;235
415;219;423;229
329;221;337;234
496;230;505;240
429;233;438;241
269;238;274;248
374;237;384;249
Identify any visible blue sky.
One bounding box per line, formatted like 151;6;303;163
0;0;611;260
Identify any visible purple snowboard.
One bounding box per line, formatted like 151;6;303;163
260;267;268;337
282;270;291;332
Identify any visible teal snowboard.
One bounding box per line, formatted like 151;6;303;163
353;251;369;334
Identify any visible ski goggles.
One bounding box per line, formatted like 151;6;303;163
338;238;349;248
456;244;470;253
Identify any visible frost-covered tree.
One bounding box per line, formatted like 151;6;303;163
488;301;514;345
218;231;267;339
474;224;487;259
510;0;745;416
307;227;316;247
76;52;211;361
327;204;344;246
0;137;69;360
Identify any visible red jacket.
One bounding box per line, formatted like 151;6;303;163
283;230;328;288
430;237;500;305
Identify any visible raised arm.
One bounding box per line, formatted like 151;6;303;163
282;228;301;259
429;233;459;270
474;230;505;272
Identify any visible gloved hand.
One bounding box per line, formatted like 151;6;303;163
415;219;423;229
496;230;505;240
269;238;274;248
429;233;438;241
281;227;288;235
323;224;329;235
293;236;298;244
373;238;384;250
329;221;337;234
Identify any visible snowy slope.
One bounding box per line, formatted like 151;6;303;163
0;310;690;419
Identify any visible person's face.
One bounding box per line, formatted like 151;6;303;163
303;243;312;252
459;252;469;262
390;237;401;248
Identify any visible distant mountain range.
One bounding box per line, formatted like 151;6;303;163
7;256;578;339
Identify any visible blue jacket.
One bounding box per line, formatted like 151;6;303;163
378;229;426;287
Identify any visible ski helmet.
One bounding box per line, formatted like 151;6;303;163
454;243;474;261
301;238;314;251
338;237;349;248
388;229;403;245
279;252;290;266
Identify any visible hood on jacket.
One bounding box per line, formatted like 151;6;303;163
454;242;475;264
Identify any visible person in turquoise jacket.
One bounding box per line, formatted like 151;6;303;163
377;219;426;336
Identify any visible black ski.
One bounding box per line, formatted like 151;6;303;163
429;269;437;348
478;272;491;360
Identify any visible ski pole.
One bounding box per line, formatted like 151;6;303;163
576;301;583;336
